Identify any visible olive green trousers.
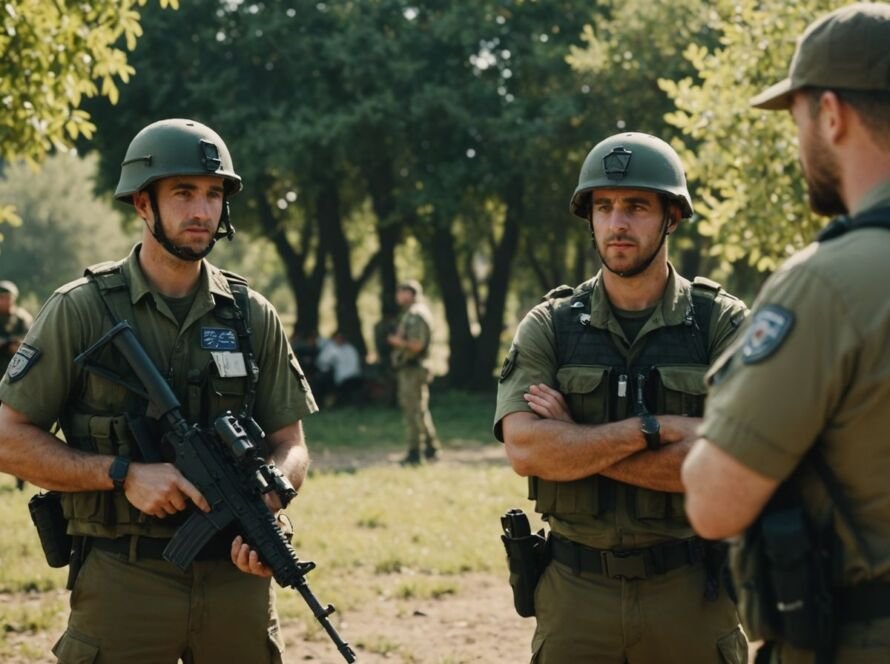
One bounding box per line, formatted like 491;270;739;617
763;616;890;663
530;558;747;663
397;365;438;454
52;548;284;664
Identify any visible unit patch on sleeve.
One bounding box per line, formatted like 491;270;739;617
201;327;238;351
6;343;41;382
499;346;519;383
741;305;795;365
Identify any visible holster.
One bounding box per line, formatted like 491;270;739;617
27;491;72;568
760;505;835;652
500;508;550;618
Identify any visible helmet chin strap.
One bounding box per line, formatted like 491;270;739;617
147;190;235;262
590;208;672;279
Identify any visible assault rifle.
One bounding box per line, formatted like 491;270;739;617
75;321;357;663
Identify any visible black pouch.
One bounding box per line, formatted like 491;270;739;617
500;508;549;618
761;505;835;651
28;492;72;568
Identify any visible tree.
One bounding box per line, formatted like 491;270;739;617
0;152;134;302
660;0;847;275
0;0;177;226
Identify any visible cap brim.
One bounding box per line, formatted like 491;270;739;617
750;78;795;110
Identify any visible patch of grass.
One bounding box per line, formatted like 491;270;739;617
393;578;457;600
355;634;403;656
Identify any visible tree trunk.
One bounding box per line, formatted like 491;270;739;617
470;178;522;390
314;178;367;358
365;162;401;316
430;219;475;387
254;183;325;338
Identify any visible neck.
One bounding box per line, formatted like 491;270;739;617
601;261;670;311
842;157;890;215
138;233;203;297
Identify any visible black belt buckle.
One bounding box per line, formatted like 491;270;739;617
601;549;649;580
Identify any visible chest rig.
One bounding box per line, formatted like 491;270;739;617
59;261;260;539
529;275;719;538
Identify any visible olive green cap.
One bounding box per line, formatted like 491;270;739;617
0;280;18;296
114;118;242;204
751;3;890;110
570;132;693;219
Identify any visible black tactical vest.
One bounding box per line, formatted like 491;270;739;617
529;275;721;542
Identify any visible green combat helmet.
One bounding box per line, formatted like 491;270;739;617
569;132;693;221
114;118;243;261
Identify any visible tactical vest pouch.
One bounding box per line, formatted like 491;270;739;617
654;365;708;417
28;492;72;568
501;508;550;617
731;524;780;643
556;365;610;424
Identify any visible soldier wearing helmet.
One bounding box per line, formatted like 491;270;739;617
0;119;317;662
495;132;749;662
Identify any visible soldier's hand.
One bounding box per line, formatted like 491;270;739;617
657;415;702;446
524;383;574;423
231;535;273;578
124;462;210;518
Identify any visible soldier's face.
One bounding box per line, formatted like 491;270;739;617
136;175;225;255
591;188;674;275
791;93;846;216
396;288;414;308
0;293;10;315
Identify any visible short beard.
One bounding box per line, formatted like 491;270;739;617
802;128;846;216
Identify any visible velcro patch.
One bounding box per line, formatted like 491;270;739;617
741;305;795;365
499;346;519;383
6;343;41;382
201;327;238;351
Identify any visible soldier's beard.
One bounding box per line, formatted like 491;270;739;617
802;130;846;217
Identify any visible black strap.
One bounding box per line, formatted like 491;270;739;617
227;281;259;418
550;535;703;579
817;204;890;242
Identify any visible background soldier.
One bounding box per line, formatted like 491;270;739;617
495;132;748;662
388;280;439;465
0;280;32;378
0;118;316;663
683;4;890;662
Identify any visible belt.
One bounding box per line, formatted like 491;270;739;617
550;535;704;580
91;534;232;563
838;582;890;623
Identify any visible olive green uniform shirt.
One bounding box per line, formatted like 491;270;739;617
392;301;433;371
700;180;890;586
495;264;747;548
0;243;317;441
0;305;33;377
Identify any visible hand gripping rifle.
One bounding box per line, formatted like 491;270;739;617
75;321;357;663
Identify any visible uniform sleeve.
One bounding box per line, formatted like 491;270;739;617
493;303;558;441
699;262;856;482
250;291;318;434
0;292;90;430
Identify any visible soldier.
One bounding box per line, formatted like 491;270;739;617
683;4;890;662
495;132;749;662
0;119;317;663
0;280;32;378
387;280;439;465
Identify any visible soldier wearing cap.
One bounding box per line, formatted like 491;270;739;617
0;280;32;380
684;4;890;662
388;280;439;465
495;132;749;662
0;119;317;662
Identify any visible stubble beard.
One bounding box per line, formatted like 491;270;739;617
803;133;847;217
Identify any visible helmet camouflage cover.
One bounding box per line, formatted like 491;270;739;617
569;132;693;220
114;118;242;204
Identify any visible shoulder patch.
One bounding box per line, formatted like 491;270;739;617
6;343;41;382
499;346;519;382
741;305;795;365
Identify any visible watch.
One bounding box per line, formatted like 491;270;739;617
108;455;130;492
640;414;661;451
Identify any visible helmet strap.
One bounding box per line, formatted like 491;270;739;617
214;196;236;242
147;189;217;262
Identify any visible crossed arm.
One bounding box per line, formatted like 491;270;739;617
501;384;701;493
